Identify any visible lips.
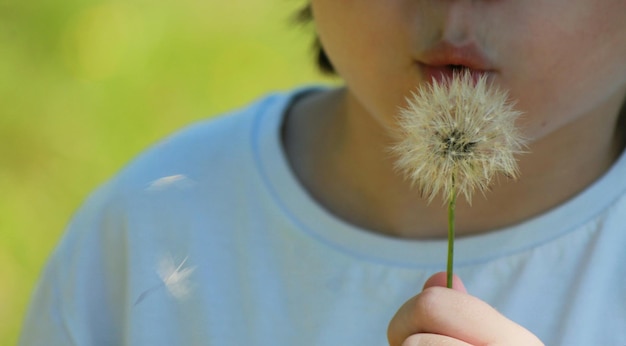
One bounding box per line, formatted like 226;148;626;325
417;41;496;85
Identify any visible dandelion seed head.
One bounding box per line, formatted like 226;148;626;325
393;70;526;203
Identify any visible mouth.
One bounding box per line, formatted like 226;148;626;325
416;41;496;85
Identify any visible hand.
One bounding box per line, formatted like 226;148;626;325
387;272;544;346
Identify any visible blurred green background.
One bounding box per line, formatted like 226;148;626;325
0;0;331;343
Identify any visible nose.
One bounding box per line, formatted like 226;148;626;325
437;0;478;45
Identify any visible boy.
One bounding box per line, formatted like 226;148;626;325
22;1;626;345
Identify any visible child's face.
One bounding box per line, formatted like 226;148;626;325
311;0;626;141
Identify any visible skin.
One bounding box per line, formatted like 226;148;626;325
282;0;626;344
387;272;544;346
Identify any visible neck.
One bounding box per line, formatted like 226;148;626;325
283;87;626;239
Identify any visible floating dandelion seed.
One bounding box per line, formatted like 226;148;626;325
393;70;526;287
134;255;196;306
145;174;196;192
158;255;195;300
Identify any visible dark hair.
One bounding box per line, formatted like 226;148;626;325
295;4;336;75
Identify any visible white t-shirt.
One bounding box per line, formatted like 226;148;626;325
21;88;626;345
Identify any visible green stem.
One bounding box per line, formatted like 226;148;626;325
447;175;457;289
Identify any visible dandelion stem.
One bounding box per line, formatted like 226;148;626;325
447;174;457;289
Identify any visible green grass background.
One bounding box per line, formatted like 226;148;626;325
0;0;331;343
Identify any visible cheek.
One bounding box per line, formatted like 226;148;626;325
502;8;626;140
312;1;419;128
513;60;625;142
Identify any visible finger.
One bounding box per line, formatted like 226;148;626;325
422;272;467;293
388;272;467;346
387;272;467;345
389;287;542;346
402;333;473;346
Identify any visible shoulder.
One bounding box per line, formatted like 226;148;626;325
62;87;320;233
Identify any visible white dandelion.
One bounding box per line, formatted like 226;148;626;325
394;70;525;204
393;70;526;287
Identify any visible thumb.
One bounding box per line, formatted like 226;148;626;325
423;272;467;293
